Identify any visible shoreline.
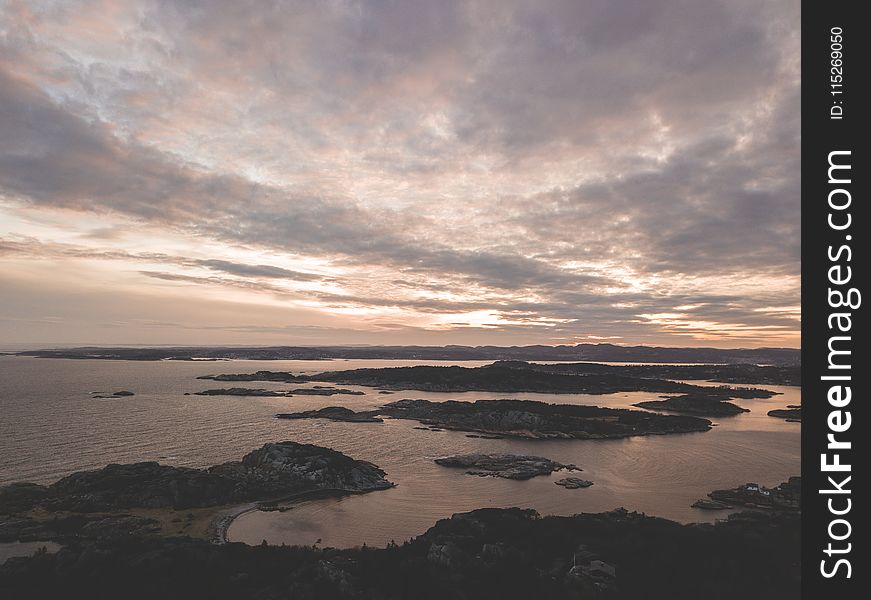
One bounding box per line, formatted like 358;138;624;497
210;487;390;545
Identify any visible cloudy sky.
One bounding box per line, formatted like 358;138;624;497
0;0;799;348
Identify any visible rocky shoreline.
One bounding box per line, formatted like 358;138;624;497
433;454;580;480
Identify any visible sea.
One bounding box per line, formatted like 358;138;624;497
0;356;800;549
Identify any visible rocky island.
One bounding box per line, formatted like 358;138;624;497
91;390;135;399
195;387;364;397
278;406;384;423
277;398;713;439
555;477;594;489
768;407;801;421
632;393;750;417
195;387;291;397
691;477;801;512
198;370;306;383
433;454;579;480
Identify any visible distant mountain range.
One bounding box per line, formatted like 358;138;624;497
14;343;800;366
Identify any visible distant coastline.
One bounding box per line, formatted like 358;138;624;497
11;343;800;366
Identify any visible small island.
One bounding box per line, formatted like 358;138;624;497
632;393;749;417
195;387;364;397
196;388;290;397
433;454;579;480
91;390;135;399
278;406;384;423
768;407;801;421
555;477;594;489
691;477;801;512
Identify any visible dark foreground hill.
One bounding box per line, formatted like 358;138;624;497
0;506;799;600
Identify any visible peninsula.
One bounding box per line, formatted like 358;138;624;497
0;442;393;542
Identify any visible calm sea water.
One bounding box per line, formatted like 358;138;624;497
0;356;800;548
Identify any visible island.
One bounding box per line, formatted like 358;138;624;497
555;477;594;489
691;477;801;512
278;406;384;423
632;393;750;417
433;454;579;480
91;390;135;398
768;407;801;421
277;398;714;439
194;387;364;397
195;387;291;397
198;370;307;382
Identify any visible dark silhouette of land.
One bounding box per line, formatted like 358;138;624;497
0;506;800;599
15;343;800;366
277;398;714;439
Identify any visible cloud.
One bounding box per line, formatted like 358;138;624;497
0;0;800;346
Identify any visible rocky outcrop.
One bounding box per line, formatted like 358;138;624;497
197;371;305;383
91;390;135;398
768;408;801;421
293;386;365;396
633;394;749;417
434;454;579;480
196;387;364;397
555;477;593;489
211;442;393;498
276;407;383;422
196;388;289;397
693;477;801;512
0;442;393;514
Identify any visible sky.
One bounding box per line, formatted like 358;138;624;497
0;0;800;348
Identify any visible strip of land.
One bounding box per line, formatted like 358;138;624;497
277;398;714;439
208;363;780;399
14;343;801;366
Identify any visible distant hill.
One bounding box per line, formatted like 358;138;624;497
17;343;800;366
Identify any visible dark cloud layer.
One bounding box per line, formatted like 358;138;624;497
0;0;799;346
